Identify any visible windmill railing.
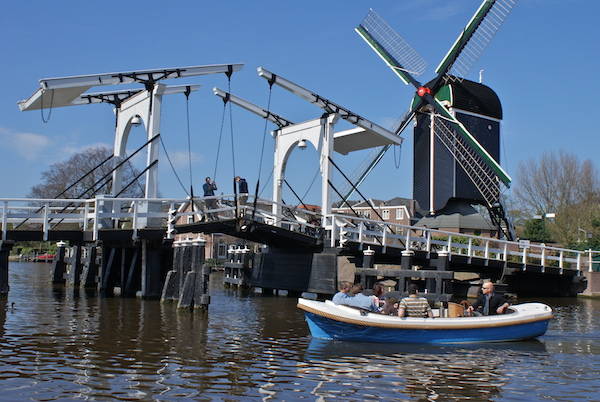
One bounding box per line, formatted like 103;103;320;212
325;213;600;273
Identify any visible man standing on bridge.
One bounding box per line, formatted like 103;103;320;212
235;176;248;208
203;177;218;221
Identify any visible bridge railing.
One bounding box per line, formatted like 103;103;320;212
325;213;600;272
0;198;93;240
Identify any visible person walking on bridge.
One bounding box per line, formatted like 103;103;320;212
203;177;218;221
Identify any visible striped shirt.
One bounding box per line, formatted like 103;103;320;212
399;296;432;318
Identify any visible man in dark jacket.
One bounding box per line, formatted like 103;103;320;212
203;177;218;221
468;282;509;316
235;176;249;206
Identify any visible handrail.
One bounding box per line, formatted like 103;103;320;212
0;197;598;273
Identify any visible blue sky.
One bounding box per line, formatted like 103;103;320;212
1;0;598;206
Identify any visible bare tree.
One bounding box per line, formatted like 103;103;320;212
29;146;144;199
513;151;600;245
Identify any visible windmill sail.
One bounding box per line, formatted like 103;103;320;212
436;0;518;81
433;115;501;207
356;9;426;85
430;96;511;187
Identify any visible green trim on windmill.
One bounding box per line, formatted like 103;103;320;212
355;25;412;85
435;0;495;75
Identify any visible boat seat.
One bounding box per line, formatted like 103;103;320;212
447;302;465;318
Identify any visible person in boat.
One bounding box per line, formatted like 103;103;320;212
398;284;433;318
332;281;352;305
341;284;379;312
203;177;218;221
467;282;510;316
382;296;399;316
362;282;386;308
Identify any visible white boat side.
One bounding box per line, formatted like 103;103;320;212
297;298;553;330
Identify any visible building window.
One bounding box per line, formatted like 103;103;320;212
187;215;194;224
382;209;390;220
396;208;404;220
217;243;227;258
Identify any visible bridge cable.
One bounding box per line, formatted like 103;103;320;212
213;96;227;182
251;77;275;222
283;179;310;212
14;153;115;229
393;143;402;169
327;179;383;246
46;136;161;227
227;71;237;181
184;86;196;211
40;89;55;123
159;136;190;196
328;156;403;246
51;160;161;229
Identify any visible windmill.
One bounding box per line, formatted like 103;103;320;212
353;0;518;239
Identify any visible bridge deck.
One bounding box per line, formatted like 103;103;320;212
176;218;322;250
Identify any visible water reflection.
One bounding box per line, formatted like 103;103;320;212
0;263;599;400
302;339;548;401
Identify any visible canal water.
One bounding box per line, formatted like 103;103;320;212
0;263;599;401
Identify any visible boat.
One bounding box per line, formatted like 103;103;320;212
297;298;553;344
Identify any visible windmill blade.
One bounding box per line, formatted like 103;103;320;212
356;9;426;86
435;0;518;81
427;93;511;187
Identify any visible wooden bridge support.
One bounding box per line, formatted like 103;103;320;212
0;241;14;296
80;246;99;289
251;247;337;295
66;245;83;287
99;239;172;299
141;239;173;299
52;243;67;285
162;239;209;310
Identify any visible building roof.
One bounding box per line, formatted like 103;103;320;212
414;200;495;231
332;197;414;211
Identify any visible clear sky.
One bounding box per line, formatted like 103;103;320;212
1;0;598;207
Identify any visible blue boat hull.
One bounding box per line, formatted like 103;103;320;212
305;311;550;344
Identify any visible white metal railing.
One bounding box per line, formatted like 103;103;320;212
324;213;600;273
1;197;598;272
0;195;325;242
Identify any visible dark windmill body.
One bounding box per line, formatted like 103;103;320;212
413;77;502;215
354;0;518;239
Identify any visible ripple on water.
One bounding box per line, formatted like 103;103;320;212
0;266;600;400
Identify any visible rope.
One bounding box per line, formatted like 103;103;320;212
257;85;273;181
40;89;55;123
227;76;236;180
301;167;320;202
123;155;145;195
259;168;274;197
213;101;227;181
185;87;194;196
159;136;190;196
393;143;402;168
